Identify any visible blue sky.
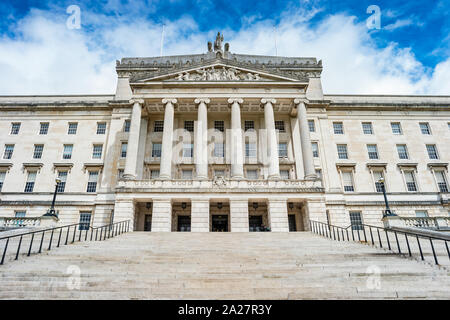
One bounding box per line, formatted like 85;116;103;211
0;0;449;94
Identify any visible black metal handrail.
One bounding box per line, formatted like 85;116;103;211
0;220;130;265
309;219;450;266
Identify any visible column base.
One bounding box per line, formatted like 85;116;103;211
123;174;136;180
159;174;171;180
304;174;318;180
196;175;208;180
231;175;244;180
268;174;281;180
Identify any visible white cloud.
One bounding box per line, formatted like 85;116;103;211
0;7;448;95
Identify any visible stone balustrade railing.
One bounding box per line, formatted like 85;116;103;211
384;216;450;231
0;217;41;228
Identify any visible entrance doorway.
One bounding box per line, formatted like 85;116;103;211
288;214;297;232
178;215;191;232
172;201;191;232
144;214;152;231
211;215;228;232
249;215;263;232
287;201;306;231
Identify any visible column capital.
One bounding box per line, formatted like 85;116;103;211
293;98;307;105
227;98;244;105
162;98;177;105
194;98;211;105
129;99;145;105
261;98;276;105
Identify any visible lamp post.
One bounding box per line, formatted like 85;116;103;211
378;177;396;217
43;177;61;218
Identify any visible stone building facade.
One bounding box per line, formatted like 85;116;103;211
0;35;449;232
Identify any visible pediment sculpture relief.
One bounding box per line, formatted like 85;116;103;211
174;67;263;81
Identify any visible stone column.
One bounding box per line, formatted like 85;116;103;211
261;98;280;179
230;199;249;232
294;99;316;180
160;99;177;180
113;199;135;231
152;198;172;232
228;98;244;179
191;198;210;232
124;100;143;180
194;98;210;179
268;198;289;232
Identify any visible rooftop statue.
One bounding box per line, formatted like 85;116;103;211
214;32;224;51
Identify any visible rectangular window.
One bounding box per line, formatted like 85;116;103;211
154;120;164;132
184;120;194;132
275;121;285;132
68;123;78;135
373;171;384;193
151;170;160;179
419;122;431;135
362;122;373;134
426;144;439;159
397;145;409;159
333;122;344;134
278;143;288;158
244;120;255;131
415;210;428;218
214;170;225;177
0;171;5;191
337;144;348;159
10;123;20;135
342;171;354;192
391;122;402;134
182;170;193;179
15;211;26;226
245;143;257;158
33;145;44;159
367;144;379;160
57;171;67;193
246;169;258;180
349;211;363;231
214;143;225;158
97;122;106;134
311;142;319;158
308;120;315;132
435;171;449;193
214;120;224;132
3;145;14;159
79;212;92;230
152;143;162;158
87;171;98;193
404;171;417;192
183;144;194;158
24;171;36;193
63;144;73;159
280;170;290;179
124;120;131;132
39;122;49;135
92;144;103;159
121;142;127;158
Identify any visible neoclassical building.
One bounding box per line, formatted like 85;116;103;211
0;34;449;232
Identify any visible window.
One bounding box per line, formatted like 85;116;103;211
214;120;224;132
33;145;44;159
68;123;78;135
97;122;106;134
10;123;20;135
154;120;164;132
341;171;354;192
92;144;103;159
278;143;288;158
404;171;417;192
124;120;131;132
275;121;285;132
57;171;67;193
415;210;428;218
435;171;449;193
349;211;363;231
121;142;127;158
315;169;322;179
118;169;124;180
337;144;348;159
63;144;73;159
244;120;255;131
79;212;92;231
15;211;26;226
152;143;162;158
280;170;290;179
0;171;5;191
391;122;402;134
426;144;439;159
182;170;193;179
24;171;36;193
246;170;258;180
183;144;194;158
311;142;319;158
214;170;225;177
245;143;257;158
308;120;315;132
87;171;98;193
397;145;409;160
362;122;373;134
184;120;194;132
333;122;344;134
367;144;379;160
3;145;14;159
373;171;384;193
151;170;160;179
39;122;49;135
419;122;431;135
214;143;225;158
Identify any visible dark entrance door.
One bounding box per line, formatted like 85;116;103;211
288;214;297;232
212;215;228;232
249;215;263;232
178;216;191;232
144;214;152;231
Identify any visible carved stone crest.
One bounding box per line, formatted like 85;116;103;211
175;66;262;81
213;175;228;187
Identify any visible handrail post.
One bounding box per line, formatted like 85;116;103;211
57;228;62;248
405;234;411;257
416;235;424;260
99;227;103;241
385;230;391;251
15;236;23;260
48;229;54;251
430;238;438;265
72;225;76;243
28;233;35;256
1;238;9;265
38;232;45;253
369;227;374;245
394;231;401;254
377;228;382;248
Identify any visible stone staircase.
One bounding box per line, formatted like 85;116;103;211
0;232;449;299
